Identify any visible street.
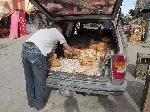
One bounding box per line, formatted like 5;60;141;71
0;36;149;112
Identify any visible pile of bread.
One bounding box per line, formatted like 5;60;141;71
48;40;109;75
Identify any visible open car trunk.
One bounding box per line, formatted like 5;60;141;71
48;22;117;82
45;22;125;96
30;0;123;21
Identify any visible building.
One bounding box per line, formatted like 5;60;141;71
142;0;150;19
136;0;150;18
135;0;150;41
135;0;144;17
142;0;150;41
136;0;144;11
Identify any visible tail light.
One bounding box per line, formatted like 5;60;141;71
113;54;126;79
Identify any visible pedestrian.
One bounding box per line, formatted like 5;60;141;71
9;11;19;39
21;22;79;111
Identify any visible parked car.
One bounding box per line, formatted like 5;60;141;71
30;0;127;96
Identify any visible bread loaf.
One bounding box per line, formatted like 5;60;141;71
51;59;61;67
89;44;98;50
101;37;111;43
97;42;108;52
64;50;73;58
97;51;106;61
80;56;93;66
79;49;96;61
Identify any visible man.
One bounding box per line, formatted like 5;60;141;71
21;22;79;111
102;20;113;30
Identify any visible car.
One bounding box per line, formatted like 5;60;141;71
30;0;127;96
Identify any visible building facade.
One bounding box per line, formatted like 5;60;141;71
136;0;150;18
136;0;144;11
135;0;150;41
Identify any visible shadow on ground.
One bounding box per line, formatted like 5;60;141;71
44;86;52;103
64;97;80;112
127;81;144;109
98;94;138;112
96;81;144;112
127;64;136;77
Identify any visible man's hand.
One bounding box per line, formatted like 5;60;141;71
63;43;79;56
72;49;79;56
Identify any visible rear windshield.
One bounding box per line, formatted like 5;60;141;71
37;0;118;16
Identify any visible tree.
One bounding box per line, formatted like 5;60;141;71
120;12;125;24
120;12;124;18
129;9;136;19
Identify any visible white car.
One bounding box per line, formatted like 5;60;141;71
30;0;127;96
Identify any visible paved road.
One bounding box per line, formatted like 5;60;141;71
0;37;149;112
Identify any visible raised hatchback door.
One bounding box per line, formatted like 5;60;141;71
30;0;123;21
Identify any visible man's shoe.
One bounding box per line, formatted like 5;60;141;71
28;103;34;108
37;102;54;112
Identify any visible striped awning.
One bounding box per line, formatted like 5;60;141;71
0;1;13;19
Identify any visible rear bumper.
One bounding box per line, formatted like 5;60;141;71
46;71;127;95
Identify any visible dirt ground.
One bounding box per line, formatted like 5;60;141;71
0;36;150;112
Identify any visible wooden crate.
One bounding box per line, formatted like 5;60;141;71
136;53;150;80
142;73;150;112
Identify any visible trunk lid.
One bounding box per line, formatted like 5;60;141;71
30;0;123;21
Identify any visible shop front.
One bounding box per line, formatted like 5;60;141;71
0;1;12;38
129;17;146;42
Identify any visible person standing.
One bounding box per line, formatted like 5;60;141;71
21;22;79;111
9;11;19;39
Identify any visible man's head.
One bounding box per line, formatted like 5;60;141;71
53;22;64;33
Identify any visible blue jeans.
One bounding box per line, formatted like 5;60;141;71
21;42;47;110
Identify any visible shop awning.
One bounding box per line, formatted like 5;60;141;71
25;0;38;14
0;1;13;19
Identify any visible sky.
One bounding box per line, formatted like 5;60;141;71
121;0;137;15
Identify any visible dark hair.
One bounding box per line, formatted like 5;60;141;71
53;22;64;29
101;29;112;38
